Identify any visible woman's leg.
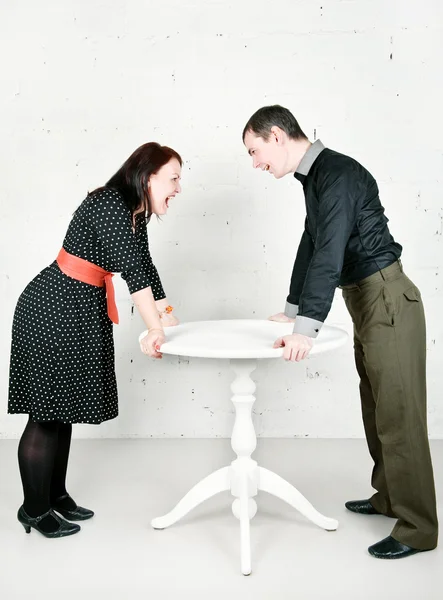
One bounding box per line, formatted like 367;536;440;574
18;417;62;532
50;422;77;510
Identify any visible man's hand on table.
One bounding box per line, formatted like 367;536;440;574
268;312;312;361
273;333;313;362
268;312;295;323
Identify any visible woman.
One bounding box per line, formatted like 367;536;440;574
8;142;181;538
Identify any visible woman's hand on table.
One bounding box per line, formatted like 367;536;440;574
273;333;313;362
160;312;179;327
155;298;179;327
140;329;165;359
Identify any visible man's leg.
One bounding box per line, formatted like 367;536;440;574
353;334;395;516
360;275;438;550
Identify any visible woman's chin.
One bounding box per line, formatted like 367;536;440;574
152;207;168;216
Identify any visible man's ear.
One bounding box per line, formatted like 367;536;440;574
270;126;284;145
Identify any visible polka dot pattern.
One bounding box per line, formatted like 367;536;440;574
8;189;165;424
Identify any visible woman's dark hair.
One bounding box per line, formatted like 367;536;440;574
89;142;182;216
242;105;307;142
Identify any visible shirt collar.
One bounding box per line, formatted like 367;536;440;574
294;139;325;181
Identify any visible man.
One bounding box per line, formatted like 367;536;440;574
242;105;438;559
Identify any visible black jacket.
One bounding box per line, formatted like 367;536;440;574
287;141;402;337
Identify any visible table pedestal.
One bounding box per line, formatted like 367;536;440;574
151;359;338;575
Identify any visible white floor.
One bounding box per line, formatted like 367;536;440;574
0;438;441;600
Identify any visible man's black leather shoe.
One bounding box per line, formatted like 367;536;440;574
368;536;432;559
345;499;380;515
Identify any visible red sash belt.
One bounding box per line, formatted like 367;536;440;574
56;248;119;324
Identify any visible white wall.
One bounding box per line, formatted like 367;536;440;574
1;0;442;439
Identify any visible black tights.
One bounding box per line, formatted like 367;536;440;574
18;418;76;531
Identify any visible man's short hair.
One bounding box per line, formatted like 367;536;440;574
242;105;307;142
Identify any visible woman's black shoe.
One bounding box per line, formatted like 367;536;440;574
17;506;80;538
52;494;94;521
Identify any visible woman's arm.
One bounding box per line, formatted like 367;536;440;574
132;287;163;331
155;297;179;327
132;287;165;359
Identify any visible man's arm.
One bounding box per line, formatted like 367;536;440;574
293;167;362;337
285;217;315;318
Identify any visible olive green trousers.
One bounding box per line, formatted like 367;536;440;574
341;260;438;549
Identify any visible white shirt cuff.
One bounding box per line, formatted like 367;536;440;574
292;315;323;338
285;302;299;318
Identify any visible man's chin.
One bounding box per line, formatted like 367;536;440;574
275;169;292;179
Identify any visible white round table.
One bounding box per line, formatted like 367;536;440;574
139;319;348;575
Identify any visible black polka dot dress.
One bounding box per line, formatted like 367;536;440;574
8;189;165;424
